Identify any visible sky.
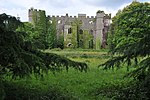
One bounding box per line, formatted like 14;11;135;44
0;0;149;22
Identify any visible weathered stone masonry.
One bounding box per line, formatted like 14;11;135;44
28;8;111;49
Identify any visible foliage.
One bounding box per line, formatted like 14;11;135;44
0;13;22;31
0;14;46;78
27;10;52;49
16;22;42;49
100;1;150;99
0;13;88;78
102;1;150;78
56;34;64;49
74;18;82;48
46;18;57;49
35;10;47;34
0;13;89;99
3;80;77;100
82;30;93;49
29;9;64;49
3;50;131;100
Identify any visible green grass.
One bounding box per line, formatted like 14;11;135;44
4;49;133;100
43;68;130;100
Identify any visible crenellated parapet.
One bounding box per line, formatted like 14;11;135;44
47;14;96;21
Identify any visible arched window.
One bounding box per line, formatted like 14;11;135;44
79;29;83;34
68;28;72;34
67;43;72;47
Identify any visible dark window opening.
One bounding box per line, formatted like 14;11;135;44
79;40;83;48
68;28;72;34
79;29;83;34
67;43;72;47
90;29;93;34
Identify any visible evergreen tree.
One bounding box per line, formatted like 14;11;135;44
0;14;88;99
0;13;88;78
101;1;150;99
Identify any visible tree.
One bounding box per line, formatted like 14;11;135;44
100;1;150;99
16;22;46;49
0;13;46;78
0;13;88;78
28;9;49;49
0;13;88;99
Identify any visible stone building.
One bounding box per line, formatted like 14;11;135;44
28;8;111;49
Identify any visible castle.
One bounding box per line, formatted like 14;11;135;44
28;8;111;49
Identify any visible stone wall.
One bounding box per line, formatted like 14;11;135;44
28;8;111;49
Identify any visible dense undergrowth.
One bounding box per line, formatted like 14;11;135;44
1;49;133;100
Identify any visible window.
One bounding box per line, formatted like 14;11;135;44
79;20;82;24
79;29;83;34
58;20;61;24
68;28;72;34
89;29;93;34
49;20;52;23
79;40;83;48
89;21;93;24
67;43;72;47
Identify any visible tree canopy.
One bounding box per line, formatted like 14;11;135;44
102;1;150;77
100;1;150;99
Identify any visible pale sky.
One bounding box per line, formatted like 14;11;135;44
0;0;149;22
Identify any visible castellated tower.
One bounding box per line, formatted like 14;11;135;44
28;8;46;26
28;7;35;24
28;8;47;34
95;11;105;50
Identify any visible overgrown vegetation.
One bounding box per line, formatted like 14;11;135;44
29;9;63;49
2;49;132;100
100;1;150;99
0;13;88;99
1;1;150;99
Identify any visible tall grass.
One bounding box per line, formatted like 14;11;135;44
3;49;133;100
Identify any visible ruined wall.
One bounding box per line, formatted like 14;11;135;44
28;8;111;49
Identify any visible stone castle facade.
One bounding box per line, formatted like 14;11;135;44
28;8;111;49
